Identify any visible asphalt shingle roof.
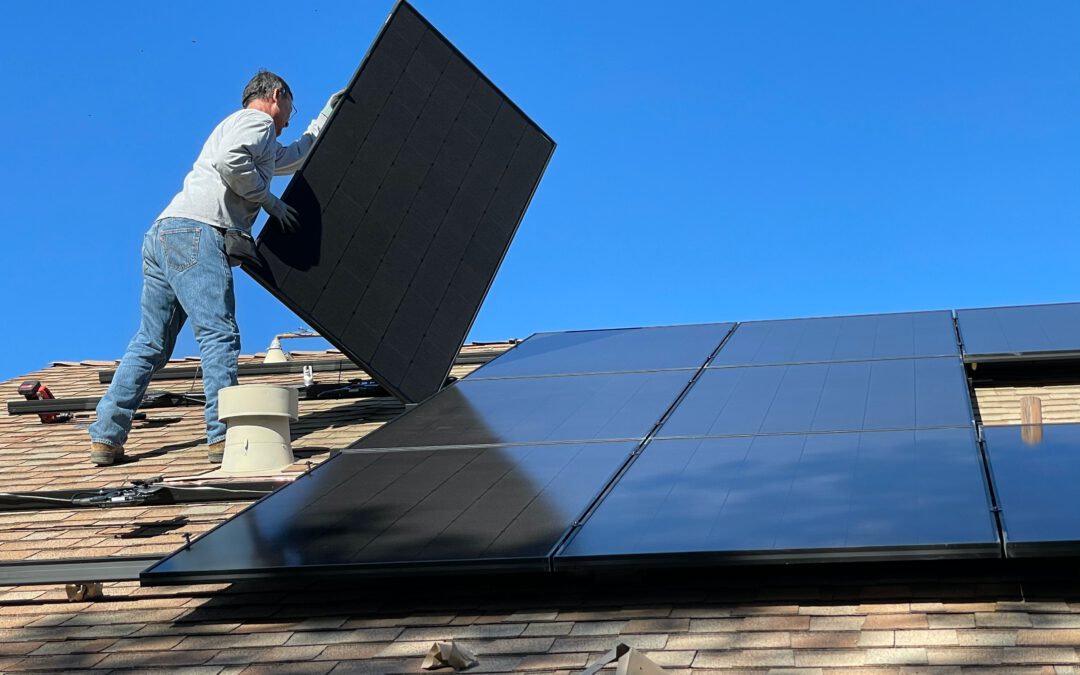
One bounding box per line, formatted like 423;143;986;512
3;342;1080;673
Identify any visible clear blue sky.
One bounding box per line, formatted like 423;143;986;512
1;2;1077;381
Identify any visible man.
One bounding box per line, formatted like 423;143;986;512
88;71;344;466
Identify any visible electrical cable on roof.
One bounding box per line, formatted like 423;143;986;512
0;492;79;504
0;517;226;534
0;480;271;510
158;485;273;495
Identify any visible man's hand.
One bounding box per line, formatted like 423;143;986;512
321;89;347;118
264;196;301;234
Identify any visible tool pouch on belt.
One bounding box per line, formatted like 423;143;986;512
224;229;260;268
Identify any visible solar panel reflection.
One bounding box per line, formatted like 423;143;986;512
983;423;1080;557
144;441;637;582
558;429;998;566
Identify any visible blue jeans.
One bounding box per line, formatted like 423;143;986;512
90;218;240;447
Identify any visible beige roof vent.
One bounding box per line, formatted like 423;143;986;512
216;385;299;476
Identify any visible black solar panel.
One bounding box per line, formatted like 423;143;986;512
712;311;958;367
656;357;972;438
357;370;696;449
143;441;636;583
466;323;734;379
141;298;1015;583
557;428;998;567
957;303;1080;362
982;423;1080;557
247;1;555;403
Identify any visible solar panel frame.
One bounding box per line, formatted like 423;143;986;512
141;441;639;584
555;427;1000;569
957;302;1080;363
244;0;555;404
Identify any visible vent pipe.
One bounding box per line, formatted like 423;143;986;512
1020;395;1043;445
217;385;298;475
263;337;291;363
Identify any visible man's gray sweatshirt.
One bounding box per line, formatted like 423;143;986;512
158;108;325;233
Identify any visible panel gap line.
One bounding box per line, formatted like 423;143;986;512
975;424;1007;559
706;353;961;370
344;437;644;454
951;309;967;357
548;323;741;563
650;424;975;442
463;366;701;381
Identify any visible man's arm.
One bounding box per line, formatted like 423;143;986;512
272;116;324;175
212;113;278;207
273;90;347;175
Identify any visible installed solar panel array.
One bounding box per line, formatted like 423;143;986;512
248;0;555;403
558;312;999;567
144;323;733;582
143;313;1013;583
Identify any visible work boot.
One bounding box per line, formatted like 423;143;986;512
89;442;124;466
207;441;226;465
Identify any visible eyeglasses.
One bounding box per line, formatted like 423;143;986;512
276;89;297;121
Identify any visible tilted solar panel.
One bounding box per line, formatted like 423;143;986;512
247;1;555;403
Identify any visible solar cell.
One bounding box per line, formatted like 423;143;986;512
467;323;735;379
143;441;637;583
712;311;958;367
657;357;972;438
982;423;1080;556
357;370;696;449
247;1;555;403
957;303;1080;361
557;429;998;567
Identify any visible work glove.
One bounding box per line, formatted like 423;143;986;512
263;195;301;234
321;88;347;118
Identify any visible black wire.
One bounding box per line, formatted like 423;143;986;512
0;517;227;535
187;363;202;394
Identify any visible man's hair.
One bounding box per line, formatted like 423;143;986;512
241;70;292;107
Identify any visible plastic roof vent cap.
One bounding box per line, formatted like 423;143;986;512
217;385;298;476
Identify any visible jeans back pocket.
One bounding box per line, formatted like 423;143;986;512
161;227;201;273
